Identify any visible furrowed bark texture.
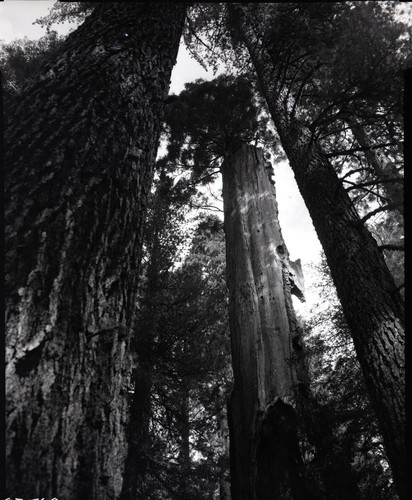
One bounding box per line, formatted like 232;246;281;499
5;3;186;498
222;144;311;500
230;6;405;498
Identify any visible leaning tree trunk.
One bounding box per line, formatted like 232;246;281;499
222;144;313;500
4;3;186;499
230;6;405;498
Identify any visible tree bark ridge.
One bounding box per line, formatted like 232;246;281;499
5;4;186;498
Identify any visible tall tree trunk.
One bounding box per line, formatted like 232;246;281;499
230;7;405;498
178;380;191;499
346;116;404;216
222;144;313;500
120;169;177;499
119;357;154;500
1;64;6;499
217;405;231;500
5;3;186;499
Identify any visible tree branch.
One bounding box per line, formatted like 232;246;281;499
343;179;387;202
345;177;404;192
187;169;221;187
291;62;322;118
326;141;398;158
185;11;213;52
338;166;374;181
378;243;404;252
353;203;400;226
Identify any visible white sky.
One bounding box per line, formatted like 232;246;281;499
0;0;323;266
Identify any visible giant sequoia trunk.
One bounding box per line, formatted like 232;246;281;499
5;3;186;498
230;6;405;498
222;144;312;500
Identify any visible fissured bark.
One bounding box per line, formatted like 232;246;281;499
5;3;186;499
222;145;312;499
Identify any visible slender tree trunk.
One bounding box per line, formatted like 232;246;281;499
346;116;404;216
5;3;186;499
120;169;170;500
217;406;231;500
119;359;154;500
0;59;6;500
222;144;314;500
230;7;405;498
178;380;191;499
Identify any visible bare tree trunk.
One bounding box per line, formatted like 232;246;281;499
5;4;186;499
222;144;313;500
230;7;405;498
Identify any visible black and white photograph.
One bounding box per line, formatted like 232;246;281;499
1;1;407;499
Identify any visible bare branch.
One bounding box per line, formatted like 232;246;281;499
190;203;224;213
187;169;221;187
326;142;398;158
345;177;404;193
343;179;387;202
378;243;404;252
354;203;401;226
338;166;374;181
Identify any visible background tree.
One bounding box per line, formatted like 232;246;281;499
4;3;186;498
119;162;192;499
123;205;232;499
1;30;64;104
302;256;400;500
222;6;405;497
164;75;316;499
